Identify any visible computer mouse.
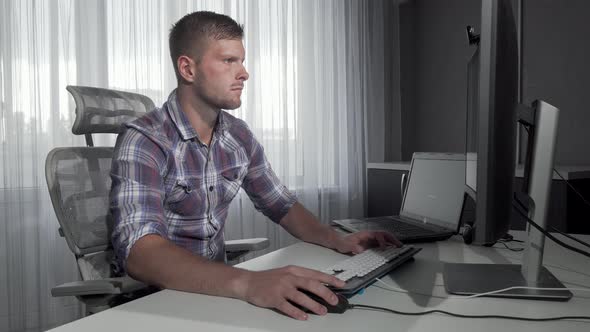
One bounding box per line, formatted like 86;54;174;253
298;289;350;314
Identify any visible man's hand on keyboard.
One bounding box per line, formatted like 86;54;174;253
334;230;402;254
237;265;345;321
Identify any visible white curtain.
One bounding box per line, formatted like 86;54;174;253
0;0;392;330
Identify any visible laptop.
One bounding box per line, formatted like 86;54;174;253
333;152;466;243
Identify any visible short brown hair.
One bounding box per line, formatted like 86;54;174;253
169;11;244;81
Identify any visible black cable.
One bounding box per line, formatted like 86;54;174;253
519;123;590;250
498;234;524;244
495;241;524;252
547;170;590;247
500;238;524;243
552;167;590;209
512;201;590;258
520;123;590;210
349;304;590;322
549;225;590;250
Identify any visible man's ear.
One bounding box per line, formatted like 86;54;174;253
177;55;196;83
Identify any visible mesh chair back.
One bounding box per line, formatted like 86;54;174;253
46;147;115;257
66;85;155;136
46;85;153;258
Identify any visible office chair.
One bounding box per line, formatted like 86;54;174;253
46;85;269;314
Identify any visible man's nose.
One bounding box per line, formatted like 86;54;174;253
237;64;249;81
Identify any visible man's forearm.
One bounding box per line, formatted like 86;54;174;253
279;202;342;249
126;234;251;299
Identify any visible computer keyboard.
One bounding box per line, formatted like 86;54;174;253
321;245;422;295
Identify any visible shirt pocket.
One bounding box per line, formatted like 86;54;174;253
220;164;248;202
216;146;249;202
165;176;206;218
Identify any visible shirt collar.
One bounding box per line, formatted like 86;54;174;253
166;89;229;143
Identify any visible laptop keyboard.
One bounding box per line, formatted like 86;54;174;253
369;218;438;237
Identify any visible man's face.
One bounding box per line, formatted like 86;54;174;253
193;38;249;110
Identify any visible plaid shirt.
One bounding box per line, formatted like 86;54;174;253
110;90;297;271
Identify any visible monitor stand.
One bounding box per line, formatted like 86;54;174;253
444;264;571;301
444;100;572;301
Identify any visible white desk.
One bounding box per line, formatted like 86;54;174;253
50;232;590;331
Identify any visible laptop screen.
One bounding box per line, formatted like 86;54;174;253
400;155;465;231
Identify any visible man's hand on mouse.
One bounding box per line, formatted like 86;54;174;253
333;230;402;255
235;266;344;320
234;231;399;320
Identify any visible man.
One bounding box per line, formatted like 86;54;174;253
110;11;399;321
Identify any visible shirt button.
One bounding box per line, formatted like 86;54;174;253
209;185;214;191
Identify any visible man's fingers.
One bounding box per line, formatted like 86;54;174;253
342;231;403;253
276;270;341;318
284;265;345;288
288;289;328;316
376;232;388;248
363;230;401;247
383;231;403;246
354;230;374;241
350;243;364;254
277;301;309;321
244;267;347;320
299;280;340;305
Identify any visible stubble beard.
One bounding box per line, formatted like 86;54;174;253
194;78;241;111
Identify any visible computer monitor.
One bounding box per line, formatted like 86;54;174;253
443;0;572;301
464;0;518;246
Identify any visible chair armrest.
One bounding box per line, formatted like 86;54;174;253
108;276;147;293
51;276;146;297
225;238;269;252
51;280;122;297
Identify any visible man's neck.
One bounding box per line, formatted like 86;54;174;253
177;86;219;146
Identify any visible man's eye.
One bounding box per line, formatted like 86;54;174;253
224;58;233;63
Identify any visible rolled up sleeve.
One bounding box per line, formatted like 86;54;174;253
110;128;168;271
241;138;297;223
